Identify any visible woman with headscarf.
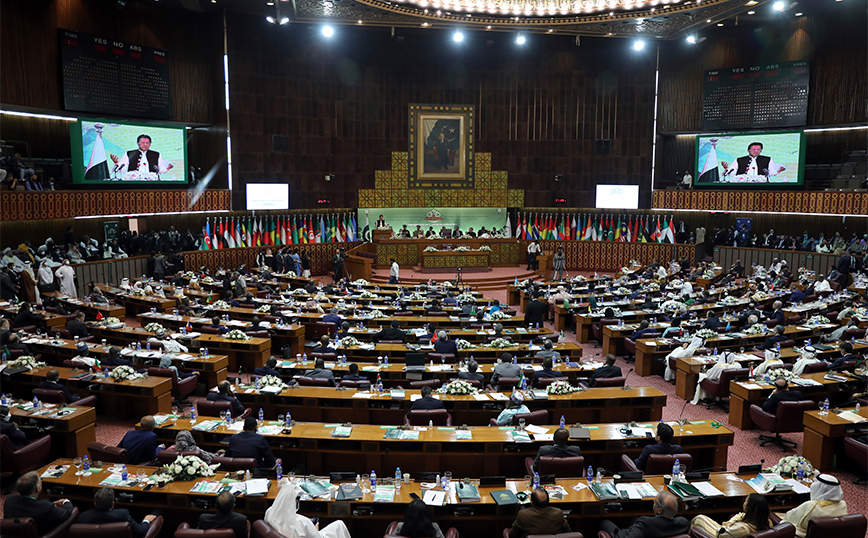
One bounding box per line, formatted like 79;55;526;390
690;493;772;538
495;392;530;426
167;430;220;463
780;474;847;538
158;354;195;379
264;479;351;538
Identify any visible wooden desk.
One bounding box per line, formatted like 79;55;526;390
224;385;666;426
329;342;582;364
8;403;96;458
420;250;490;271
152;418;733;477
40;293;126;322
803;406;868;471
36;460;807;538
0;303;67;329
728;372;855;430
95;284;176;315
3;366;172;418
189;334;270;372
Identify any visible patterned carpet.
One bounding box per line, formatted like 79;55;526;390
3;267;865;525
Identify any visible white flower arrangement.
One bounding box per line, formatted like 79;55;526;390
359;290;378;299
753;266;768;278
454;246;470;252
806;315;830;326
484;310;511;321
202;276;215;284
367;309;387;319
719;296;741;306
486;338;515;349
518;279;532;287
211;300;230;309
614;287;631;295
702;270;717;279
660;300;685;313
570;275;587;283
442;281;454;288
290;288;309;296
695;329;719;340
255;305;272;313
225;329;251;341
423;246;439;252
752;291;770;302
765;368;798;382
454;339;474;350
285;271;298;277
351;279;370;286
339;336;362;347
257;375;286;389
109;365;143;381
407;292;426;301
745;323;769;336
547;380;583;395
457;293;475;303
437;380;478;395
183;271;195;278
853;307;868;319
668;279;684;289
104;317;121;325
644;283;660;292
5;355;46;370
162;454;220;482
478;246;492;252
620;266;633;275
144;323;165;333
130;288;146;297
594;307;623;317
767;455;813;478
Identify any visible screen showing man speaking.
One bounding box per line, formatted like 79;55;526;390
694;130;804;187
70;119;187;184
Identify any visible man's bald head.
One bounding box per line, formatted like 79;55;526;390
655;491;679;518
530;487;550;508
774;377;788;391
140;415;156;431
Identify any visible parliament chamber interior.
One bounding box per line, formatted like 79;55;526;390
1;0;867;537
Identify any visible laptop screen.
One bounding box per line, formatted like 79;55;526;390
405;353;426;367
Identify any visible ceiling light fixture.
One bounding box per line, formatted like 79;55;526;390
773;1;785;11
515;33;526;44
453;30;464;42
632;39;645;50
322;25;334;37
686;34;697;43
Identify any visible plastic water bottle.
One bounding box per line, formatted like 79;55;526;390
190;406;197;422
807;338;812;347
121;464;128;481
560;415;566;428
512;356;517;365
533;472;540;488
619;318;623;327
520;376;528;391
441;474;448;490
32;396;40;410
204;347;209;357
776;342;781;352
587;466;594;484
276;463;283;480
1;351;6;363
285;411;292;427
370;470;377;488
713;347;718;357
797;466;805;481
384;355;389;366
852;336;856;347
146;341;151;351
0;393;5;406
672;458;680;480
258;408;264;423
83;455;90;471
395;467;402;490
823;398;830;414
303;352;308;362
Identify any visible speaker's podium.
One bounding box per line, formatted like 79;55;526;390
372;228;393;241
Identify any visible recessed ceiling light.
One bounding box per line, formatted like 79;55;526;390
515;34;526;44
357;19;362;23
706;19;711;22
322;25;334;37
422;22;429;26
773;1;785;11
632;39;645;50
686;34;697;44
717;22;723;26
547;28;553;32
747;10;755;14
795;12;803;15
486;25;491;28
453;30;464;42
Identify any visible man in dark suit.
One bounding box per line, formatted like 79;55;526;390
12;302;44;329
0;318;11;348
253;357;281;378
38;369;81;403
336;321;352;340
442;292;458;306
198;491;248;538
770;301;786;326
508;487;571;538
532;357;561;386
341;363;369;384
738;302;763;324
762;377;804;414
66;311;90;339
837;253;860;287
433;331;459;355
701;310;721;331
322;307;342;327
532;427;582;473
458;360;484;384
3;472;75;535
588;354;623;387
103;346;135;368
1;405;29;450
315;335;338;355
756;324;788;351
303;358;336;387
600;491;689;538
630;320;656;340
373;320;406;343
226;417;276;468
633;423;683;471
208;381;247;417
409;385;445;410
524;293;547;327
826;342;859;371
5;333;31;356
118;415;164;465
788;285;806;304
79;488;156;538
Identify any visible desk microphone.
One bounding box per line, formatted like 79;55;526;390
677;399;690;425
621;368;634;391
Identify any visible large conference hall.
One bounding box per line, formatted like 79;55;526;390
1;0;867;537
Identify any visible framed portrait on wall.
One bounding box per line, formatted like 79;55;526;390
408;104;475;189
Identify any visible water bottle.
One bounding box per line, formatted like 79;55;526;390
1;351;6;363
520;376;527;391
807;338;812;347
370;470;377;488
341;354;347;364
276;463;283;480
0;393;5;405
672;458;680;481
32;396;39;410
303;352;308;362
713;347;718;357
395;467;402;490
560;415;566;428
776;342;781;352
121;464;128;481
83;455;90;471
377;380;384;394
204;347;209;357
255;378;261;391
512;356;517;365
286;411;292;427
384;355;389;366
764;373;770;384
587;465;594;484
533;472;540;489
190;406;197;422
851;336;856;347
797;466;805;481
440;474;448;490
258;408;264;423
619;318;623;327
823;398;830;414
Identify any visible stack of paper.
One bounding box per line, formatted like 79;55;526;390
423;490;446;506
837;411;867;424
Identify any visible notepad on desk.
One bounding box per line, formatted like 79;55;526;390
423;490;446;506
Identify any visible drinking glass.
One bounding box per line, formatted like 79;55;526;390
518;418;526;431
73;457;83;476
139;468;147;481
739;347;745;354
524;475;532;491
172;405;180;417
361;474;370;493
277;414;285;425
444;471;452;489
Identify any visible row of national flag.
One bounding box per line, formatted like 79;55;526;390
514;213;677;244
200;214;357;250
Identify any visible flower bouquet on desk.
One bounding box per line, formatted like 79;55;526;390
668;279;684;289
486;338;515;349
257;375;287;393
201;276;215;284
702;270;718;279
144;323;165;333
5;355;46;370
744;323;769;336
225;329;251;341
766;455;814;479
339;336;362;348
162;455;220;483
853;307;868;320
764;368;798;383
593;307;623;317
183;271;195;278
359;290;378;299
454;246;470;252
130;288;146;297
438;380;478;395
643;282;660;293
478;246;492;252
484;310;511;321
614;287;631;295
351;279;370;286
408;292;426;301
454;339;474;350
660;300;685;313
255;305;273;314
695;329;718;340
284;271;297;277
806;315;830;326
752;291;770;302
570;275;587;283
109;365;143;382
102;316;122;327
457;292;475;302
546;380;583;395
423;246;439;253
289;288;308;296
210;300;230;310
366;309;387;319
719;295;741;306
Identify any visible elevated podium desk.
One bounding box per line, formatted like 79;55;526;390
372;236;522;268
420;250;490;272
220;385;666;426
150;418;733;478
803;406;868;471
36;459;807;538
